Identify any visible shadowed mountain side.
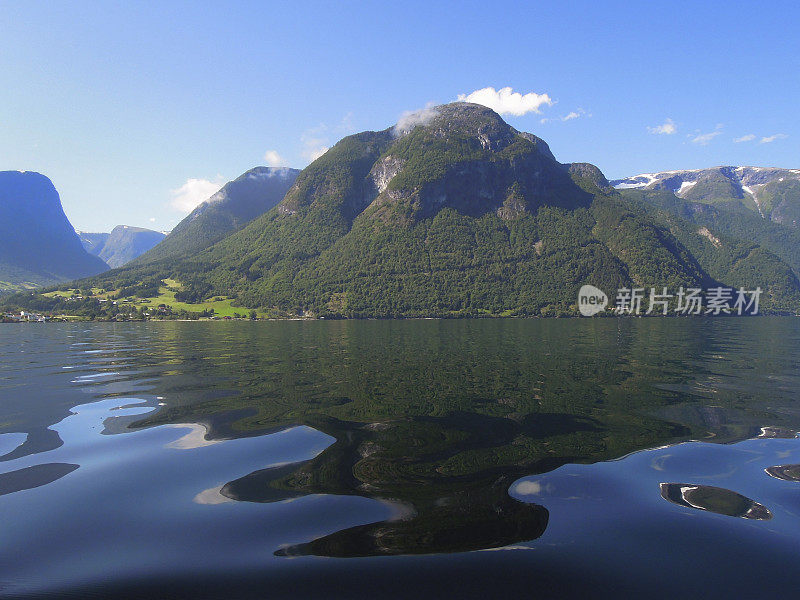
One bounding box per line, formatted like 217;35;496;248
0;171;108;291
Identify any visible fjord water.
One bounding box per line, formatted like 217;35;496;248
1;319;800;599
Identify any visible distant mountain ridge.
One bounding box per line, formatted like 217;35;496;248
0;171;108;293
78;226;167;268
612;167;800;226
614;166;800;286
132;166;299;265
77;231;110;256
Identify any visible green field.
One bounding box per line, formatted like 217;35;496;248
45;279;270;319
0;280;39;294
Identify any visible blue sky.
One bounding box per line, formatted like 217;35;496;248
2;0;798;232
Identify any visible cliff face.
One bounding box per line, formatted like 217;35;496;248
0;171;108;291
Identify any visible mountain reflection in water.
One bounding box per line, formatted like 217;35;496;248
2;318;800;598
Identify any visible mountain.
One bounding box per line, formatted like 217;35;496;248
77;231;109;256
78;226;167;268
132;166;299;264
612;167;800;226
614;169;800;279
62;102;799;316
0;171;108;293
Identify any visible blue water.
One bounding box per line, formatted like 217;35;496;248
1;319;799;598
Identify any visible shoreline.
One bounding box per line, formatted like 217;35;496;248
2;312;796;324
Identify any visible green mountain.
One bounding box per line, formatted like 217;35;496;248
12;104;800;316
618;190;800;310
78;225;166;268
617;182;800;281
133;166;299;264
0;171;108;293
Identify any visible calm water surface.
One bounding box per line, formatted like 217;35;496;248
1;318;799;599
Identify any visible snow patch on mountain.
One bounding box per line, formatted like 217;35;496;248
677;181;697;196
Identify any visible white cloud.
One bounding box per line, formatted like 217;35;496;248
300;126;331;163
297;114;357;164
457;86;553;116
760;133;788;144
648;118;677;135
734;134;756;143
302;137;329;162
169;177;224;213
149;217;156;223
541;108;591;124
564;108;590;121
263;150;287;167
691;125;723;145
394;104;439;136
308;146;329;161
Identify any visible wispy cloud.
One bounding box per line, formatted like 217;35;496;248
170;177;224;213
760;133;788;144
394;104;439;136
301;136;329;162
733;134;756;143
540;108;590;124
300;124;330;163
690;124;723;145
648;118;677;135
298;114;357;164
457;86;553;116
263;150;287;167
339;111;355;132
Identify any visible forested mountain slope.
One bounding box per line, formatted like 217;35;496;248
19;105;800;315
